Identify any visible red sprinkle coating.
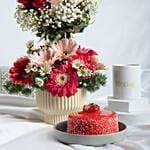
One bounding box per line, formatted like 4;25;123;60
68;110;118;135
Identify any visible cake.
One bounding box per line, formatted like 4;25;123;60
68;103;118;135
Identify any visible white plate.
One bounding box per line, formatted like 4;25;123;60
54;121;127;146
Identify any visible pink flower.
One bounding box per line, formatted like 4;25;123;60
47;0;61;6
91;57;107;70
48;0;81;6
53;39;77;60
29;48;57;67
9;57;33;86
45;64;78;97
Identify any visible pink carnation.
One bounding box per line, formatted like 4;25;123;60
47;0;61;6
48;0;81;6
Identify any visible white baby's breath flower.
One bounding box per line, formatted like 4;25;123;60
52;25;55;28
72;59;84;69
35;78;44;87
39;66;51;76
14;0;98;42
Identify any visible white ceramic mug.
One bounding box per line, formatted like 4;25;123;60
113;64;141;100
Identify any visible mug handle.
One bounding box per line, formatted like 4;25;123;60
141;69;150;93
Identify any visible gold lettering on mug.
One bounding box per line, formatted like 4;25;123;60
115;81;135;88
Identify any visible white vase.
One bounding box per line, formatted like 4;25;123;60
36;88;87;125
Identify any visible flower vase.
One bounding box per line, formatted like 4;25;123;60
36;88;87;125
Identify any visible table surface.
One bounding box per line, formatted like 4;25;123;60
0;113;150;150
0;96;149;150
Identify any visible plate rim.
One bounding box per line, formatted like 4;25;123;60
55;120;127;137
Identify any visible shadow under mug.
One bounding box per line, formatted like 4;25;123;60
113;64;150;100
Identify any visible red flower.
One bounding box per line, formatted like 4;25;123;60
32;0;45;9
9;57;33;86
83;105;100;114
70;47;97;77
76;46;98;56
17;0;32;8
17;0;45;9
70;46;106;73
86;64;96;74
70;47;98;65
45;64;78;97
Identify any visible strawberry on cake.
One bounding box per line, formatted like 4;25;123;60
68;103;118;135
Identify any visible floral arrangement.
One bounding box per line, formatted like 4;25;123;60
15;0;98;42
4;0;107;98
5;39;107;97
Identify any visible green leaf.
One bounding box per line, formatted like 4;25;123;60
3;80;32;96
77;73;107;92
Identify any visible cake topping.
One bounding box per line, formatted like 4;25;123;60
83;103;100;114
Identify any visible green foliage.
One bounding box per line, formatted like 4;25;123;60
3;80;32;96
77;72;107;92
3;73;107;96
36;19;89;42
27;48;40;54
31;71;50;91
89;103;98;106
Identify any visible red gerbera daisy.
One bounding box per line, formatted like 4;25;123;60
70;47;98;65
70;46;106;71
70;47;97;75
76;46;98;56
9;57;33;86
45;64;78;97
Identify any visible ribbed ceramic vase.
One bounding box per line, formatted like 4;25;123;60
36;88;87;125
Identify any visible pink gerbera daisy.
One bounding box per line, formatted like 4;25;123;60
45;64;78;97
52;39;77;60
29;47;57;67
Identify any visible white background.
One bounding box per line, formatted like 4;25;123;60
0;0;150;99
